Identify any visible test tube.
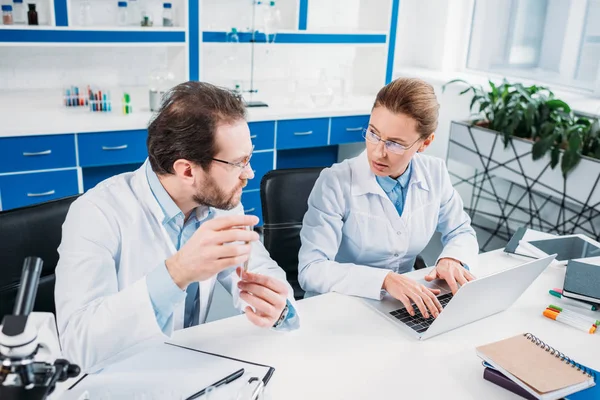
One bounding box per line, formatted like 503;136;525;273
243;225;254;272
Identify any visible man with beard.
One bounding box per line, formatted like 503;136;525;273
54;81;299;373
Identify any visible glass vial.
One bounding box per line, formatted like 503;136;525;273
117;1;128;26
13;0;26;24
2;5;13;25
78;0;92;26
128;0;140;26
162;2;172;27
27;3;37;25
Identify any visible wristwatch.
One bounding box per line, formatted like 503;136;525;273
272;302;290;329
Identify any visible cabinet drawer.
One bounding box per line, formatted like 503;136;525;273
330;115;369;145
249;121;275;150
241;190;262;225
0;134;76;173
277;118;329;150
78;130;148;167
0;169;79;210
247;151;274;191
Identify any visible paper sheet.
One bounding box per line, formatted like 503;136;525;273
60;343;272;400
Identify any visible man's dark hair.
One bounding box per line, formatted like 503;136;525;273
147;81;247;174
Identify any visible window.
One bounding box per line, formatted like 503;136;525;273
467;0;600;93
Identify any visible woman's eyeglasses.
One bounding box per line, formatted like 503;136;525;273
363;128;420;154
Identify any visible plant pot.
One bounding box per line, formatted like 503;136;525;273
448;121;600;206
447;121;600;241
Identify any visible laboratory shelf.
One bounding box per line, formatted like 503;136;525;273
202;30;388;45
0;26;186;45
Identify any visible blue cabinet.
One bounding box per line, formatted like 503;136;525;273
329;115;369;145
0;134;76;173
247;151;274;191
0;169;79;210
78;130;148;167
249;121;275;150
241;190;262;225
0;113;368;211
277;118;329;149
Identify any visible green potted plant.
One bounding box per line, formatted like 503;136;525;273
443;79;600;178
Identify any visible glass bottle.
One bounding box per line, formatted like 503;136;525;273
117;1;128;26
78;0;92;26
27;3;37;25
162;2;173;27
12;0;26;24
2;5;13;25
128;0;140;26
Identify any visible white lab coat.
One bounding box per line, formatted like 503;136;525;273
298;151;479;300
54;161;295;373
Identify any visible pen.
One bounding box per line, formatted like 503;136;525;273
549;290;598;311
548;304;600;326
543;309;596;334
185;368;245;400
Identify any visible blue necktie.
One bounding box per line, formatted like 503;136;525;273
184;281;199;327
393;183;405;216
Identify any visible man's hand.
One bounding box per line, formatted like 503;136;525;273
237;268;289;328
383;272;443;318
165;215;259;289
424;257;475;295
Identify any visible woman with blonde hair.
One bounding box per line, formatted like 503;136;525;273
298;77;478;319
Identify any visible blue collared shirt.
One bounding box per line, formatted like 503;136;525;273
145;163;297;332
145;163;213;332
375;162;412;217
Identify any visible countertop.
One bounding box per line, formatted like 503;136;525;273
0;89;375;137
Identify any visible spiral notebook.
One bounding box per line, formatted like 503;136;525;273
476;333;596;400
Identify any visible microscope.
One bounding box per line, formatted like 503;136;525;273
0;257;81;400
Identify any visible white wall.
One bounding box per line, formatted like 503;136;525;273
201;43;385;105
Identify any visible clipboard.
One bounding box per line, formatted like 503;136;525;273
64;342;275;399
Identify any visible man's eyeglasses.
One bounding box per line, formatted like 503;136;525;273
363;128;420;155
211;146;254;171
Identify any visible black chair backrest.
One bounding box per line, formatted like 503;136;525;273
0;195;79;320
260;167;324;300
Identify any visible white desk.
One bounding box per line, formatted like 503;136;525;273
167;249;600;400
52;247;600;399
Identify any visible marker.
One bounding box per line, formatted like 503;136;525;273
548;305;600;326
543;309;596;334
549;290;597;311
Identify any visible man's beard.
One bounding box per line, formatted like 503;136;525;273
193;175;247;210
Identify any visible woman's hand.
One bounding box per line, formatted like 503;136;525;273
382;272;443;318
424;258;475;295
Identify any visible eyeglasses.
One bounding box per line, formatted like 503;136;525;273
363;128;420;154
212;146;254;171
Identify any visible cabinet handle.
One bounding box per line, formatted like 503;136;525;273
244;208;256;213
23;150;52;156
27;190;56;197
102;144;128;151
293;131;313;136
250;135;258;139
345;127;364;132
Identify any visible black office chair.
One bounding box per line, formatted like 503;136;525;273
0;195;80;320
260;168;427;300
260;168;324;300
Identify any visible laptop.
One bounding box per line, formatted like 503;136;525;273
363;254;556;340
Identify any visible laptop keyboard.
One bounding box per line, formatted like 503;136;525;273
389;293;454;333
